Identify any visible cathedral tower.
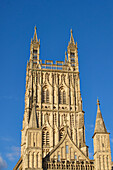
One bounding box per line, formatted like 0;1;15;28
13;27;112;170
93;99;112;170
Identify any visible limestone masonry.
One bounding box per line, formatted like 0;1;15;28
14;27;112;170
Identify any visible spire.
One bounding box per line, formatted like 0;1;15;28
94;99;107;134
33;26;38;42
70;29;75;44
29;104;38;128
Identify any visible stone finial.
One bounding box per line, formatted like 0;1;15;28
70;29;75;44
94;98;107;134
29;103;38;128
33;26;38;42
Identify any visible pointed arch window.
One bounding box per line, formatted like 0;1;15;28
59;89;66;104
42;88;49;103
42;131;46;145
42;89;46;103
42;129;50;146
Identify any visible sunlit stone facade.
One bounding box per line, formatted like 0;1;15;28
14;27;112;170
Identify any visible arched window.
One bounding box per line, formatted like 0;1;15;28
42;129;50;146
59;89;66;104
42;131;46;145
42;89;46;103
42;88;49;103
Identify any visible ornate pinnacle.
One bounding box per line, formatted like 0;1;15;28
33;26;38;42
70;29;75;44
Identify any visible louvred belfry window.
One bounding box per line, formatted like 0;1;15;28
46;131;49;145
46;90;49;103
42;128;50;146
59;89;66;104
42;131;46;145
42;88;49;103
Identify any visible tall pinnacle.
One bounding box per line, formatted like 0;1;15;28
29;103;38;128
33;26;38;42
70;29;75;44
94;99;107;134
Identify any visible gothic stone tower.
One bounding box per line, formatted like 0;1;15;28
13;27;112;170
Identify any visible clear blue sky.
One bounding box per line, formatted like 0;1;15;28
0;0;113;169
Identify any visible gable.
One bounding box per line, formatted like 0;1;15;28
47;129;89;162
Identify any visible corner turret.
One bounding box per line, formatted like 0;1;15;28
30;26;40;67
94;99;107;134
93;99;112;170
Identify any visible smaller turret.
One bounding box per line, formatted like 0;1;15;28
67;29;79;71
30;26;40;67
29;103;38;128
70;29;75;44
94;99;107;134
93;99;112;170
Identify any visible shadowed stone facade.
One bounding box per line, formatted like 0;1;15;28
14;27;112;170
